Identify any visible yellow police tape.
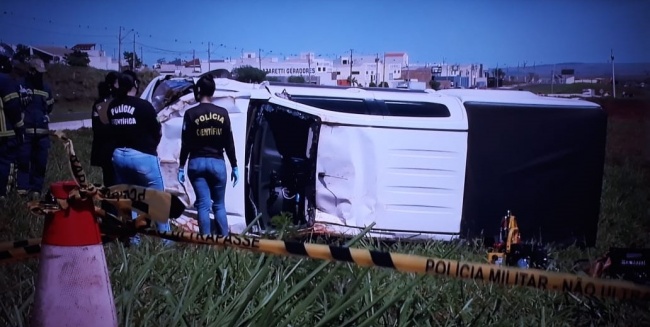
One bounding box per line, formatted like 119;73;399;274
0;239;41;265
137;229;650;301
4;223;650;301
0;235;118;265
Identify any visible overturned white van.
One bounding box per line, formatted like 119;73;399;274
141;76;607;246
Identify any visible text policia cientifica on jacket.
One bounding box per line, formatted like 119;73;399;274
178;103;238;169
106;96;162;157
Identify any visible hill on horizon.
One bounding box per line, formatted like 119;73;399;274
499;62;650;79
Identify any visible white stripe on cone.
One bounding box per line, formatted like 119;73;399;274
31;244;117;327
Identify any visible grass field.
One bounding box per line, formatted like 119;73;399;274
1;106;650;325
43;64;160;123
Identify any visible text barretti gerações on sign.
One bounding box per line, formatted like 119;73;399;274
263;67;317;75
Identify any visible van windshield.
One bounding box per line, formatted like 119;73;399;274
151;79;195;112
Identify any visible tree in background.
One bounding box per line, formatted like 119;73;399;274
369;82;377;87
265;76;280;82
123;51;142;70
378;81;389;88
232;65;267;83
169;58;182;66
64;50;90;67
288;75;305;83
156;58;166;65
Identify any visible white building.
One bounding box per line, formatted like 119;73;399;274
429;62;488;88
70;44;119;71
153;50;413;87
26;43;119;71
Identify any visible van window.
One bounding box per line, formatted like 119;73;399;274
383;101;451;117
290;96;372;115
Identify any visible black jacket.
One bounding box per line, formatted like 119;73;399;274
90;96;115;166
179;103;237;168
107;95;161;156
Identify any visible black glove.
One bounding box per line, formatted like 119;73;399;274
14;127;25;145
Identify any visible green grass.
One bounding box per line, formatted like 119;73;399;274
1;126;650;326
44;64;159;114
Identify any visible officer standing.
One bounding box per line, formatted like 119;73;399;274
0;44;25;201
177;74;238;236
90;71;119;187
15;56;54;199
107;70;171;244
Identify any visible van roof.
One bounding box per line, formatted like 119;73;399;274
437;88;602;108
267;82;428;94
154;76;601;109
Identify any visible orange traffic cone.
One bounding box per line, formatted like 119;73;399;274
31;181;117;327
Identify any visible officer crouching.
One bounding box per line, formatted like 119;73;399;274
15;56;54;199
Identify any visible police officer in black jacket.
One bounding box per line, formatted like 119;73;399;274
107;70;171;244
90;71;119;187
177;74;238;236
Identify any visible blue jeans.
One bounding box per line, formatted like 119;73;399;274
112;148;171;238
187;157;228;236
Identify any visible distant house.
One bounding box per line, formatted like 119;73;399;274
68;43;119;71
30;45;73;64
71;43;97;51
560;69;575;84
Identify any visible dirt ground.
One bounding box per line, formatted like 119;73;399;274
592;98;650;168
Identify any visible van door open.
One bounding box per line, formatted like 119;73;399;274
244;98;322;231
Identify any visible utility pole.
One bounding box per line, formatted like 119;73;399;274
373;53;378;85
258;48;262;70
117;26;122;72
307;53;312;84
140;46;143;67
132;31;136;70
349;49;353;86
193;49;196;73
611;49;616;98
551;63;556;94
382;52;386;85
208;42;211;72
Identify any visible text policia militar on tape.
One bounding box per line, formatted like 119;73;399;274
424;258;647;300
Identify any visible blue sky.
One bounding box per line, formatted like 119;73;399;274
1;0;648;67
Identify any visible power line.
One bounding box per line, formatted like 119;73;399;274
0;12;403;66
